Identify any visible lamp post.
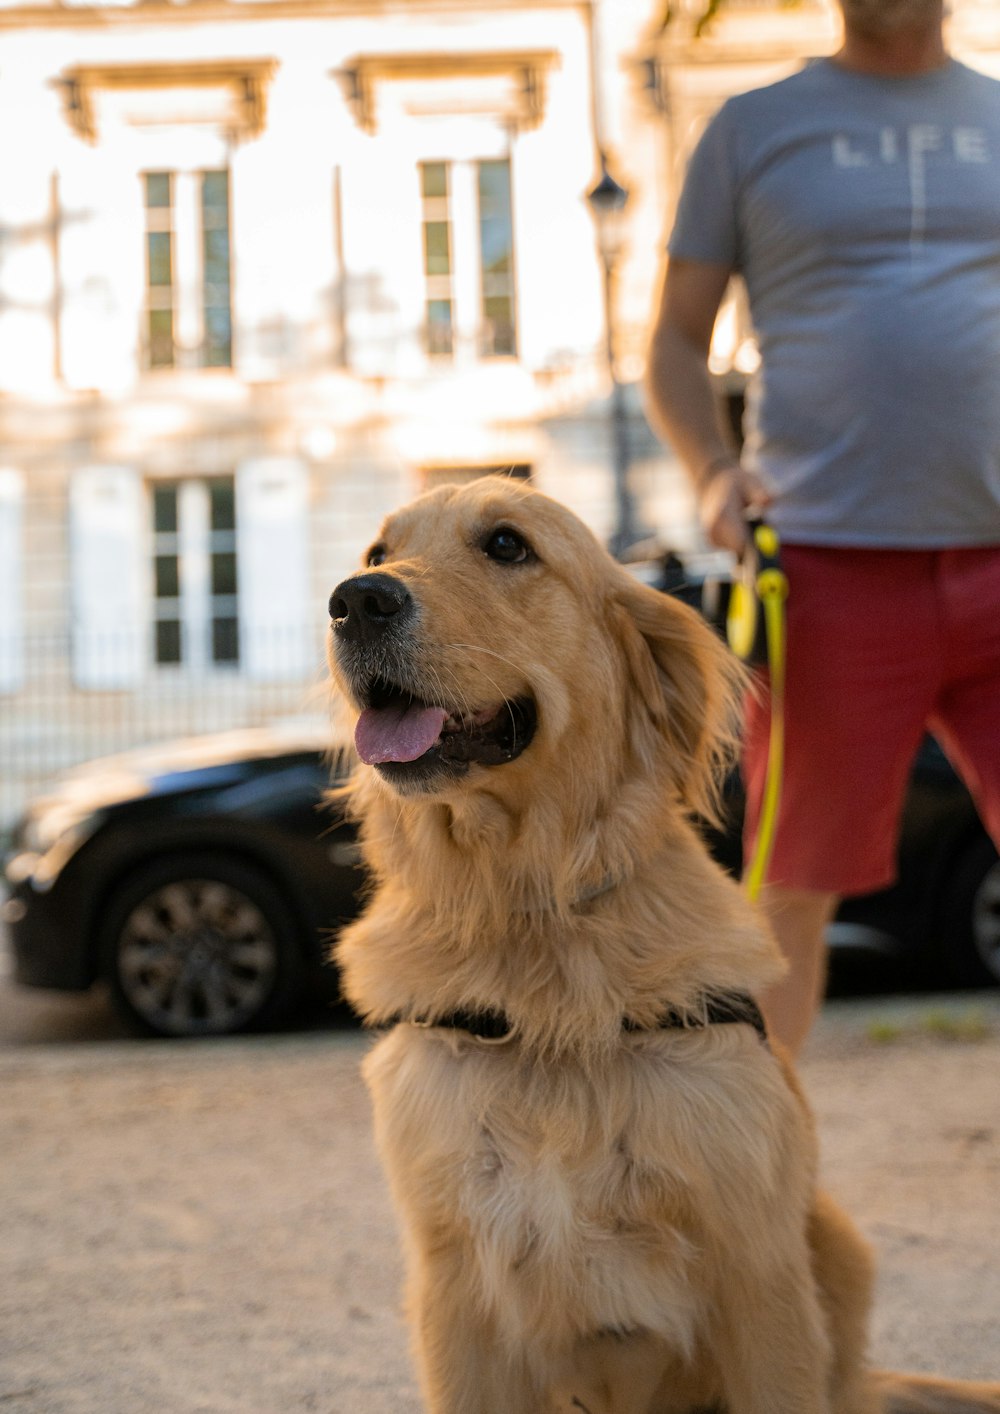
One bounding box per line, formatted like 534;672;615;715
587;154;638;560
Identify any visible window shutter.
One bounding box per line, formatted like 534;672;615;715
236;458;314;681
69;466;146;689
0;469;24;694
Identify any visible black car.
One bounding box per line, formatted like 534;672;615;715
3;728;360;1039
4;716;1000;1039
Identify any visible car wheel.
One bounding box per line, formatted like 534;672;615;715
100;853;304;1037
940;836;1000;988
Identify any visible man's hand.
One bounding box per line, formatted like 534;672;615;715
700;461;773;556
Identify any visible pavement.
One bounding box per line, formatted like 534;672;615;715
1;980;999;1413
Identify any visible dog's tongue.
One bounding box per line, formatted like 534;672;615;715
355;702;448;765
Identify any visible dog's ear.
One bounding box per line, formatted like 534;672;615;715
610;576;746;823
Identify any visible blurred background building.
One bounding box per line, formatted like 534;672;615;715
1;0;998;832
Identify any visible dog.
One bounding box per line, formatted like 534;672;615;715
327;476;1000;1414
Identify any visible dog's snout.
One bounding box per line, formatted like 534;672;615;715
329;572;413;642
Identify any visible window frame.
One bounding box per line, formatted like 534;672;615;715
150;474;240;672
417;153;517;364
141;167;233;372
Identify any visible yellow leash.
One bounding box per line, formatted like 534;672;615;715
725;520;789;902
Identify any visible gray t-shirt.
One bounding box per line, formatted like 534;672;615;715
669;58;1000;547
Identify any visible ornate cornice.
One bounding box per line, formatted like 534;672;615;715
335;50;559;134
54;59;277;142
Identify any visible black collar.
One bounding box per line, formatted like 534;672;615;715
386;993;768;1045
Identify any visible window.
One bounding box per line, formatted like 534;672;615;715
420;162;455;357
418;157;516;360
144;172;175;369
0;469;24;695
151;476;239;668
477;160;516;357
201;171;233;367
143;169;232;370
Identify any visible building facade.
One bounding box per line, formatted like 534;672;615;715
2;0;998;829
0;0;678;826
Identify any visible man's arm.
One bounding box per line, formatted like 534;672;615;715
645;256;768;555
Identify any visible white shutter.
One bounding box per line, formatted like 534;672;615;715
69;466;146;689
236;458;314;681
0;469;24;694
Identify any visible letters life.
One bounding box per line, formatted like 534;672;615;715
833;125;990;167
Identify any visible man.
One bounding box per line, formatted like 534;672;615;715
645;0;1000;1054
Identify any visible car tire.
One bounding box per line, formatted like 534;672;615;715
99;853;305;1038
940;836;1000;988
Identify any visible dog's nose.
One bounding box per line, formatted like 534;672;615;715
329;572;413;642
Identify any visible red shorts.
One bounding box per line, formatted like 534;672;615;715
742;544;1000;896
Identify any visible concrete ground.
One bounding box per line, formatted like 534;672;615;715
1;983;999;1413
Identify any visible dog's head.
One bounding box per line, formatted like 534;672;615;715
328;477;743;823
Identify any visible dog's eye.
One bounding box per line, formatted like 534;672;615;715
366;544;387;568
483;529;531;564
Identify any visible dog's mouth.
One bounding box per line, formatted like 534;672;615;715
353;676;537;775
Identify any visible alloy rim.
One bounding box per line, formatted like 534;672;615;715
971;860;1000;984
117;879;278;1035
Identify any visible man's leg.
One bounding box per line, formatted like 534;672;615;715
930;548;1000;858
742;547;939;1056
758;884;839;1056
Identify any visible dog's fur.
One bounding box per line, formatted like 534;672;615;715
328;477;1000;1414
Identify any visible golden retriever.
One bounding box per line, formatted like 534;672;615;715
327;476;1000;1414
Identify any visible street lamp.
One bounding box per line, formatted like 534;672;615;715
586;154;639;560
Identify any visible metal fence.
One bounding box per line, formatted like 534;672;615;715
0;630;330;843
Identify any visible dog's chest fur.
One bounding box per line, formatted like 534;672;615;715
365;1023;811;1359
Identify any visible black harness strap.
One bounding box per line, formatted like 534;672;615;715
386;993;768;1045
629;993;769;1043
